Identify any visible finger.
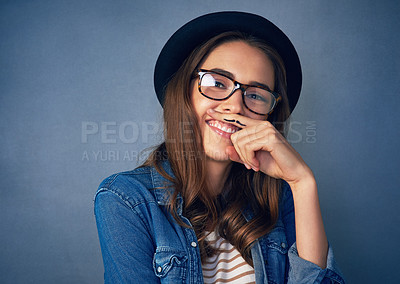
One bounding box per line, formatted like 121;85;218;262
231;123;268;143
231;133;260;171
225;146;249;168
226;146;255;171
206;109;261;128
248;134;300;178
230;142;250;169
233;123;290;171
226;146;240;162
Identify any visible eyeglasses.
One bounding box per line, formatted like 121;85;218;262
196;69;281;115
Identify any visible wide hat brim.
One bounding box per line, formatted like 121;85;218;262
154;11;302;114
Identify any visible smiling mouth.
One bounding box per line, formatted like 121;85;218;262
206;119;240;135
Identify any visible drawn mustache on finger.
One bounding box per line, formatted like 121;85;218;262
223;118;246;127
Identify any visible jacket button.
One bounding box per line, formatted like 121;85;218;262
281;242;287;249
191;241;197;248
157;266;162;273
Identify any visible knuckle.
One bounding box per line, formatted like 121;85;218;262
263;121;272;128
268;132;280;143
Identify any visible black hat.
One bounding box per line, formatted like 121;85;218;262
154;11;302;114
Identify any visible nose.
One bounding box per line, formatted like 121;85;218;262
219;89;245;114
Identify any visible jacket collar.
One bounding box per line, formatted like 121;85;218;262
149;160;184;214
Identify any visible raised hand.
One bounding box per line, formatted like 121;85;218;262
207;109;314;187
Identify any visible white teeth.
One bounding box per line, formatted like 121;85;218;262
208;121;237;134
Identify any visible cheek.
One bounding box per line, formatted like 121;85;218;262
191;87;216;119
191;84;203;114
243;110;268;121
191;94;204;122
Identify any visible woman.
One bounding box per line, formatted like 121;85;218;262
95;12;345;283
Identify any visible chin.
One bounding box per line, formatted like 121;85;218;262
204;148;230;162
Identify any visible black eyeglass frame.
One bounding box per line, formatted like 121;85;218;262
196;69;281;115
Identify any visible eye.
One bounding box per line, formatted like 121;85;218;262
202;74;229;90
246;93;267;102
214;80;226;89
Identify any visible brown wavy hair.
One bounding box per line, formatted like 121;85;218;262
144;31;290;266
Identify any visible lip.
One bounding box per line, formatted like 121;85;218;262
205;119;240;139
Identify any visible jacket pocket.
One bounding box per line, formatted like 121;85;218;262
153;247;187;282
266;227;289;254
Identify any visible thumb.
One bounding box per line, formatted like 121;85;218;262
226;146;246;165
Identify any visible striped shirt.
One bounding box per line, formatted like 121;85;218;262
202;231;255;284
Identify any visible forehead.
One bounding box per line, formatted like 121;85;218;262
200;41;275;87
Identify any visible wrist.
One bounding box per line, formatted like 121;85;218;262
287;171;317;194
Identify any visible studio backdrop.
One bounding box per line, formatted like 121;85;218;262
1;0;399;283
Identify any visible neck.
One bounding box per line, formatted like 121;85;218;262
206;159;232;196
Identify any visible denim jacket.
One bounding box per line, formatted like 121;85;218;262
94;160;345;283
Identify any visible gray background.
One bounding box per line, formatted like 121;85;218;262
1;0;399;283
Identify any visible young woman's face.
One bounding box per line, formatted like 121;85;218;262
191;40;275;162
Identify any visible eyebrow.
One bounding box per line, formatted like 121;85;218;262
208;68;272;90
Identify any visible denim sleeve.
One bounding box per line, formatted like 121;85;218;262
287;242;345;283
94;189;160;284
280;182;346;284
